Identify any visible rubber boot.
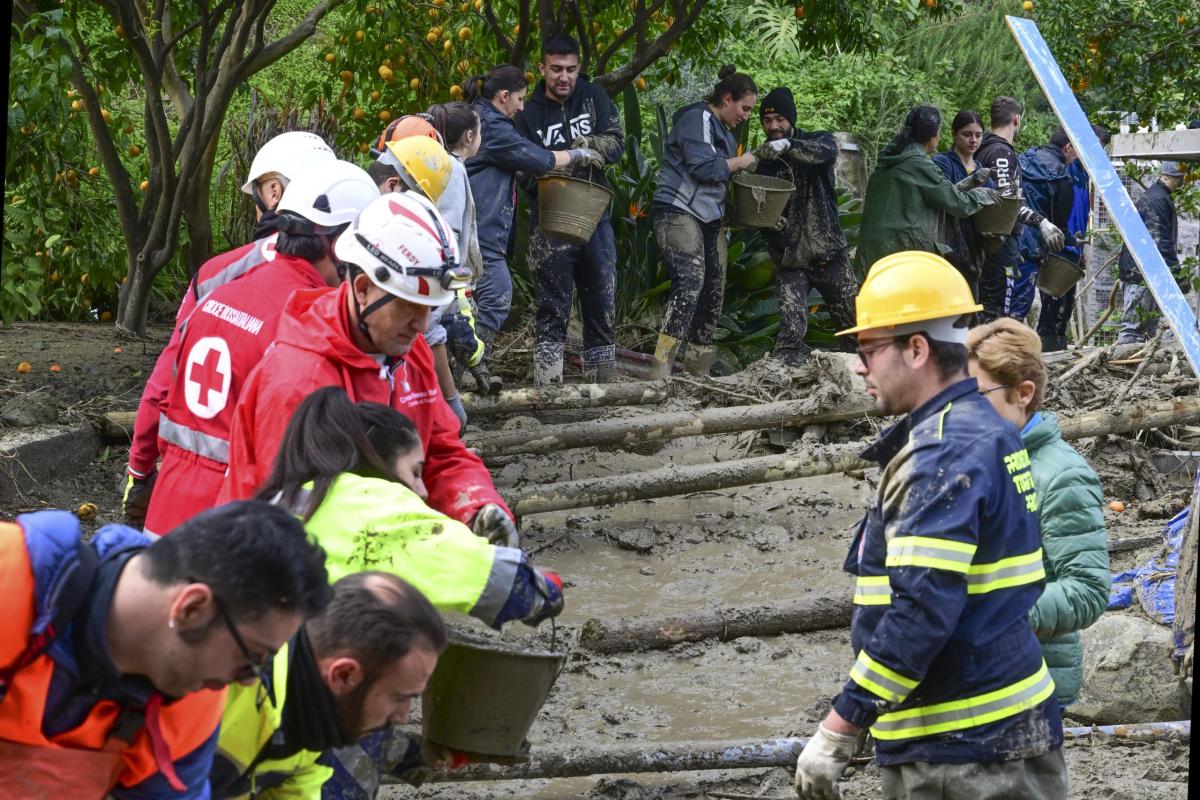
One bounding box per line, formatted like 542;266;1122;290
533;343;564;387
648;333;680;380
683;343;718;377
473;326;503;395
1040;334;1069;353
583;360;616;384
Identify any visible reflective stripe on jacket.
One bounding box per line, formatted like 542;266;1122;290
213;641;330;800
0;512;223;798
834;379;1063;765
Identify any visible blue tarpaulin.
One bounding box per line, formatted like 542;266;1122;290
1108;508;1188;625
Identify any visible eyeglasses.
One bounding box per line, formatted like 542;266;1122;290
211;593;277;708
978;384;1010;396
855;338;899;366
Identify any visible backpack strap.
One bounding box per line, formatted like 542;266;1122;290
0;539;99;702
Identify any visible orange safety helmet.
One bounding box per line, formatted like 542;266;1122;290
370;114;443;156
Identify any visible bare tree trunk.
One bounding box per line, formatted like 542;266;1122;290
116;252;159;336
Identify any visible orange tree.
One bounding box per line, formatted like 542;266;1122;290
1033;0;1199;126
9;0;348;334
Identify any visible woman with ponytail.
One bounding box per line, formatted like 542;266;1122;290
463;66;602;379
855;104;999;272
648;64;760;379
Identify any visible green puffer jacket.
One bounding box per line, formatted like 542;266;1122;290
855;142;996;272
1023;411;1111;705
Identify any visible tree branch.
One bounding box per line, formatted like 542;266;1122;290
482;1;515;61
238;0;344;79
596;0;667;74
595;0;707;95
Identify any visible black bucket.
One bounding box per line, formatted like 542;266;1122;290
1037;252;1085;298
422;629;565;760
972;196;1023;235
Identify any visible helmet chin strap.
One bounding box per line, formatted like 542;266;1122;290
351;271;401;352
251;181;272;214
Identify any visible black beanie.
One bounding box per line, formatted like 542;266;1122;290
760;87;797;129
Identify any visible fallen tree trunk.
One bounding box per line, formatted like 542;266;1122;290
509;397;1200;516
470;398;877;458
101;410;137;442
461;380;670;418
408;721;1190;783
580;590;854;654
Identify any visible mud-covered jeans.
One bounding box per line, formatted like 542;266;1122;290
654;209;727;346
980;235;1018;324
776;252;858;363
474;249;513;335
881;748;1067;799
530;216;617;372
1117;281;1161;344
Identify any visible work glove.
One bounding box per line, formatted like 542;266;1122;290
570;135;596;150
794;723;858;799
446;393;467;436
122;469;157;528
472;503;520;548
954;166;992;191
567;147;605;168
753;139;791;160
523;569;565;627
1038;218;1065;252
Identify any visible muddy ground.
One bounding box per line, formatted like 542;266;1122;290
1;323;1192;798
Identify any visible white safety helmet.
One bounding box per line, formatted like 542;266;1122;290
275;159;379;234
334;192;467;307
240;131;336;196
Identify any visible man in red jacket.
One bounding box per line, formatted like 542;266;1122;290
123;132;337;526
219;191;519;545
143;161;379;538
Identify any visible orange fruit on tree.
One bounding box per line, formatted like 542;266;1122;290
410;77;421;90
114;24;125;37
139;179;149;191
794;5;804;18
1022;0;1033;9
379;109;393;121
355;29;365;41
100;108;111;123
325;52;336;63
71;99;83;111
17;362;32;373
370;90;381;100
460;2;469;11
128;144;141;156
443;38;453;53
353;107;365;119
80;272;89;285
426;30;438;43
1179;14;1187;24
450;84;463;98
50;270;60;282
524;70;534;83
88;166;100;176
474;0;482;9
100;311;113;322
379;64;394;81
924;0;937;8
428;8;439;18
635;77;647;91
458;26;472;39
359;143;370;154
341;69;354;83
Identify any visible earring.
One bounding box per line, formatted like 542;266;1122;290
168;618;176;629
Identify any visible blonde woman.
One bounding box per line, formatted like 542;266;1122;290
966;318;1110;705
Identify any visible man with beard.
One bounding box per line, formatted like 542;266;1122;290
210;572;447;799
751;87;856;364
515;32;625;385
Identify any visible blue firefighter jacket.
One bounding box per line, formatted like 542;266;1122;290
1015;144;1075;263
833;378;1063;766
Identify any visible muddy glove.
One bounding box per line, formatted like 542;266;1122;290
472;503;519;548
794;723;858;799
570;135;596;150
122;469;157;529
567;148;604;168
954;166;992;191
1038;218;1065;252
753;139;791;160
523;569;565;627
446;393;467;436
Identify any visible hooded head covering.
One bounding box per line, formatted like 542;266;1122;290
759;87;797;129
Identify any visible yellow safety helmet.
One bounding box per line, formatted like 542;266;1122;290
381;136;453;203
837;250;982;336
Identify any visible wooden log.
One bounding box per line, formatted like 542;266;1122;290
509;397;1200;516
101;410;137;442
407;721;1191;783
470;398;877;458
579;590;854;655
461;380;670;417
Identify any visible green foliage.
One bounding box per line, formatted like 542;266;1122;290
1034;0;1199;126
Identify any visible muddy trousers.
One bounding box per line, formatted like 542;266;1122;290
654;209;727;346
881;748;1067;800
531;217;617;381
979;235;1018;325
1117;281;1161;344
474;249;513;354
775;252;858;364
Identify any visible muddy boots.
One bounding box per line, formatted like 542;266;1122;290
648;333;680;380
683;343;718;377
471;326;503;395
533;342;564;387
582;360;615;384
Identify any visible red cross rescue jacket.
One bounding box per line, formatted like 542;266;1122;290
143;245;329;536
127;237;276;479
217;282;509;526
